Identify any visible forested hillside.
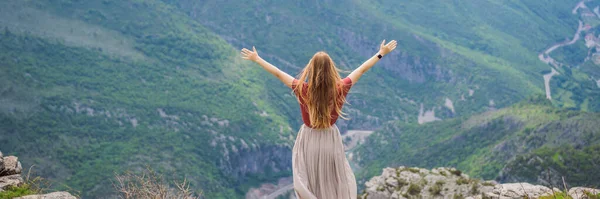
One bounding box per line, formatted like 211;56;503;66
1;0;599;198
0;0;296;198
354;95;600;188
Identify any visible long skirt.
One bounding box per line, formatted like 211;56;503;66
292;124;357;199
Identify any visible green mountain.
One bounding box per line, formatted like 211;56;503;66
164;0;600;122
1;0;599;198
0;0;296;198
353;95;600;188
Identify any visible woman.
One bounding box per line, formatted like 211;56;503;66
241;40;397;198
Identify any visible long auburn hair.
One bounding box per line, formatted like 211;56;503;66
293;51;348;129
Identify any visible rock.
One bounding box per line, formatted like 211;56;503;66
361;166;597;199
15;192;77;199
361;167;494;199
568;187;600;199
553;187;563;193
0;151;4;172
0;174;24;191
1;156;22;176
488;183;553;198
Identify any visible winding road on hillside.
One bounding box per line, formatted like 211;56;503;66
538;0;588;99
261;184;294;199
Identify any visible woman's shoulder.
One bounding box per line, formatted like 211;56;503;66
342;77;352;85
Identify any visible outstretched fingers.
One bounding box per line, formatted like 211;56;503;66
386;40;397;47
386;40;397;50
241;47;258;60
240;48;251;59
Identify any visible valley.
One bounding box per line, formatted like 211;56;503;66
0;0;599;198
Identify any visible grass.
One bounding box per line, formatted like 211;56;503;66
0;185;37;199
586;191;600;199
0;166;56;199
539;192;572;199
538;191;600;199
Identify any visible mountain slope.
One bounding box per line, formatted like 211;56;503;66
0;0;296;198
163;0;600;130
354;95;600;188
1;0;600;198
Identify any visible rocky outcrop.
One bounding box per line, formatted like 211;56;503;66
0;151;76;198
0;151;24;191
15;192;77;199
361;166;600;199
1;156;23;176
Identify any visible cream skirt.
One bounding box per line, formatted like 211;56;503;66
292;124;357;199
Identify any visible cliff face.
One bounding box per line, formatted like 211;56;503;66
221;145;292;182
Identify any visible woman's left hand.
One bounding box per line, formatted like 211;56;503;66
241;46;260;62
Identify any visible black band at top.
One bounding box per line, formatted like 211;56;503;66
377;54;382;59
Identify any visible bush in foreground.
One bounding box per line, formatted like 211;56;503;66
113;167;202;199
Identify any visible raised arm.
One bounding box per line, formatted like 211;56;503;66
347;40;397;83
241;46;295;88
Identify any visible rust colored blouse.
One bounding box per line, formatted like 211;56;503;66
291;77;353;128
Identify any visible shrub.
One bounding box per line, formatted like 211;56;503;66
435;180;445;186
439;171;448;176
407;183;422;195
428;183;443;195
406;167;420;173
449;169;462;176
456;177;469;185
395;178;408;191
113;167;202;199
470;183;479;195
481;181;495;186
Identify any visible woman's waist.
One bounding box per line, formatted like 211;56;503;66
300;123;339;131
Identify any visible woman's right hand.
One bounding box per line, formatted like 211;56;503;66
378;40;397;55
